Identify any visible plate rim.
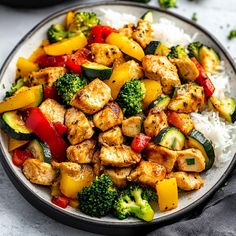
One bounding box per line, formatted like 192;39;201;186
0;1;235;234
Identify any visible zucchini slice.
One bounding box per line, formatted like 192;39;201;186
148;94;171;111
154;127;185;151
186;129;215;171
209;96;236;123
23;85;44;108
27;139;52;163
141;11;153;23
81;62;112;80
0;111;34;140
144;41;170;56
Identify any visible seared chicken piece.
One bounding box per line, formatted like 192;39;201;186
119;23;135;38
112;57;126;69
100;144;141;167
144;107;168;137
121;116;142;137
142;55;180;94
168;83;205;113
93;102;123;131
98;126;123;146
23;159;56;186
70;79;111;115
167;172;204;191
91;43;123;67
176;148;206;172
92;150;104;176
39;98;66;124
128;160;166;189
132;19;153;48
104;167;132;189
28;67;66;87
144;143;177;173
66;140;96;164
65;108;94;145
171;57;199;81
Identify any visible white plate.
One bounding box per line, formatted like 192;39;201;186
0;2;235;235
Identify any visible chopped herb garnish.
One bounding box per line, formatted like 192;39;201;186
186;158;195;165
183;102;188;107
192;12;197;22
228;30;236;40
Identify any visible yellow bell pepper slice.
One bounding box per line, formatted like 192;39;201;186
105;33;145;61
156;178;178;212
16;57;39;77
0;89;36;113
8;137;29;152
66;11;75;29
44;33;87;56
28;40;49;62
105;60;143;99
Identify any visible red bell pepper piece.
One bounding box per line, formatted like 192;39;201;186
131;133;151;153
88;25;117;44
24;107;68;162
43;87;60;101
191;57;215;97
53;122;67;136
52;196;69;208
12;149;32;167
36;55;67;68
66;48;91;74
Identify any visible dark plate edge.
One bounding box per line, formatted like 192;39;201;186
0;1;236;235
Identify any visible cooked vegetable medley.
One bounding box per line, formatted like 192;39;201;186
0;10;235;222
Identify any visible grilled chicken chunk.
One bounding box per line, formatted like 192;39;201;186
67;140;96;164
121;116;142;137
28;67;66;87
128;160;166;189
168;83;205;113
100;144;141;167
167;171;204;191
93;102;123;131
98;126;124;146
132;19;153;48
171;57;199;81
176;148;206;172
119;23;135;38
104;167;132;189
92;150;104;176
144;143;177;173
65;108;94;145
39;98;66;124
142;55;180;94
144;107;168;137
23;159;56;186
70;79;111;115
91;43;123;67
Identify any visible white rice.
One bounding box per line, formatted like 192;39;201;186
100;9;236;166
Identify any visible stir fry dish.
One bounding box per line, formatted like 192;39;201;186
0;10;235;222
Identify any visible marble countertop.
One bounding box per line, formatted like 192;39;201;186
0;0;235;235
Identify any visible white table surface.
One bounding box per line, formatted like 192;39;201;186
0;0;235;235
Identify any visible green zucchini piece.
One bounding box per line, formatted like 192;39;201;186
154;127;185;151
27;139;52;163
0;111;34;140
148;94;171;111
198;45;220;73
81;62;112;80
209;96;236;123
187;129;215;171
141;11;153;23
30;85;44;107
144;41;170;56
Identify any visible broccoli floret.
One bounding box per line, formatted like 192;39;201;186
187;41;203;61
113;183;156;222
47;24;68;43
116;79;146;116
68;12;100;38
78;174;118;217
168;45;188;59
159;0;177;8
5;77;26;98
54;73;87;106
228;30;236;40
